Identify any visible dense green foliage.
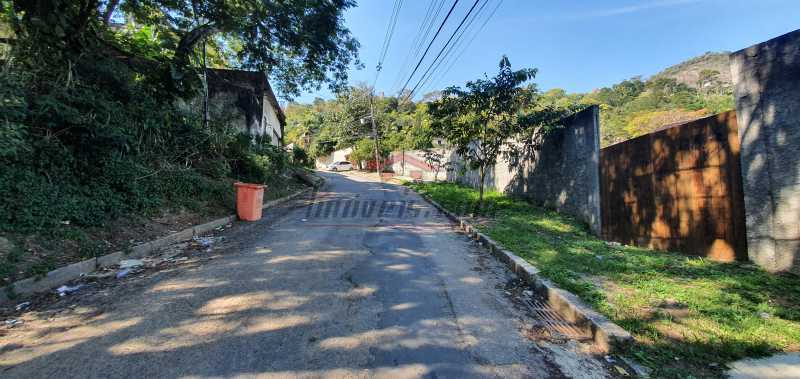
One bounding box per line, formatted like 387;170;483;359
116;0;360;97
429;56;572;209
0;0;358;234
410;181;800;378
0;47;234;231
538;71;734;146
284;85;434;161
290;145;313;169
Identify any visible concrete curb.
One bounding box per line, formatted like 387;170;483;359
415;190;634;353
1;186;314;304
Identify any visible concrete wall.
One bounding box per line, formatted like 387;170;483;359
207;92;283;148
731;29;800;273
448;106;602;234
389;150;446;181
262;97;283;145
512;106;602;235
447;144;516;192
208;92;248;134
315;147;353;169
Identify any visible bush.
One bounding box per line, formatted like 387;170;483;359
291;146;313;168
0;50;287;233
220;134;289;184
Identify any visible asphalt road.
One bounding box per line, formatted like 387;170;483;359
0;172;609;378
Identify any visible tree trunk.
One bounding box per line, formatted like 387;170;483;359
102;0;120;24
173;24;218;69
478;164;486;213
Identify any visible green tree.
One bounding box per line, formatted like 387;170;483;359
349;138;388;169
422;149;445;182
286;86;438;167
7;0;360;98
429;56;548;210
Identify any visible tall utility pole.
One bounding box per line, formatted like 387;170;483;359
369;93;382;182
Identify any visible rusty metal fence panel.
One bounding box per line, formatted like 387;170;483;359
599;111;747;261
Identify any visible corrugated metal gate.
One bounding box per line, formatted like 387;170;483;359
599;111;747;261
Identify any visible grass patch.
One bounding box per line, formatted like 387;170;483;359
408;181;800;378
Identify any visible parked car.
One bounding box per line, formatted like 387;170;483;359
327;161;353;171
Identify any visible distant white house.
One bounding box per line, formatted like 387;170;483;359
207;68;285;147
315;147;353;169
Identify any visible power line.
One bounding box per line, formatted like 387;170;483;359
373;0;403;87
418;0;503;97
378;0;402;65
409;0;447;66
403;0;483;101
396;0;447;88
406;0;484;99
397;0;461;96
412;0;490;96
434;0;504;92
390;0;440;92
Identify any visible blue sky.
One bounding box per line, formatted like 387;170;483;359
292;0;800;103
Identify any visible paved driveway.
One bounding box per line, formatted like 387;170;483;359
0;172;609;378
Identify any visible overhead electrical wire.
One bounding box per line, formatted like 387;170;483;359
411;0;490;97
373;0;404;87
408;0;448;67
396;0;462;97
417;0;503;97
378;0;403;66
401;0;483;102
393;0;448;92
390;0;441;92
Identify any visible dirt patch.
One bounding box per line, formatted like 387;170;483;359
0;225;232;325
0;205;230;288
0;179;308;287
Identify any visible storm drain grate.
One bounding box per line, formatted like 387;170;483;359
522;296;593;341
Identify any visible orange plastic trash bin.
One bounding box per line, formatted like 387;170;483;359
234;182;265;221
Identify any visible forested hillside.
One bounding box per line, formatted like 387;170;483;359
652;51;732;90
284;87;434;166
538;52;735;146
286;52;736;151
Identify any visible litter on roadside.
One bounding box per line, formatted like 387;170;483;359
15;301;31;311
5;319;23;327
614;365;630;376
164;256;189;264
119;259;144;269
56;284;85;297
192;236;219;248
115;268;132;279
86;271;115;280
